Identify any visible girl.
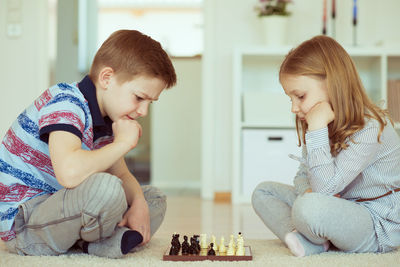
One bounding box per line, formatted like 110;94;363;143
252;35;400;257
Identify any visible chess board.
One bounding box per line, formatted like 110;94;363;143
162;246;253;261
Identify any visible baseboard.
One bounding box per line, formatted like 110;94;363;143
214;191;231;203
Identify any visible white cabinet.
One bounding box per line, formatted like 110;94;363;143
232;46;400;203
242;129;300;197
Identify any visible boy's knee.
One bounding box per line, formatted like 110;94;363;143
83;172;127;212
143;185;167;214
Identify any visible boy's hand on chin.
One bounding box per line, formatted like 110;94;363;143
112;118;142;150
306;101;335;131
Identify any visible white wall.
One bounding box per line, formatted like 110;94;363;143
0;0;49;137
55;0;97;84
202;0;400;196
152;57;202;190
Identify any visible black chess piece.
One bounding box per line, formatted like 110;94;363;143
169;233;180;255
207;243;216;256
189;236;199;255
173;234;181;251
182;235;190;255
193;234;201;251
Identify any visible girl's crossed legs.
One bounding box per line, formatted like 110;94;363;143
252;181;379;256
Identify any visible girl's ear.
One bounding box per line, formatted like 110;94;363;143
98;67;114;90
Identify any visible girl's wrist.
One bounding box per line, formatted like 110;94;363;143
308;121;327;131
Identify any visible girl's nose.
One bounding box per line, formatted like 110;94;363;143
291;102;299;114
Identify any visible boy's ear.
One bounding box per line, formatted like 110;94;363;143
98;67;114;89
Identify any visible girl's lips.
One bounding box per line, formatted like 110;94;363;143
127;115;135;120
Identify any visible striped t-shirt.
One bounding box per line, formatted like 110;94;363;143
0;75;114;241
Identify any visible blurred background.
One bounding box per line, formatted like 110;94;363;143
1;0;400;202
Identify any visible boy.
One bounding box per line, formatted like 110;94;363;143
0;29;176;258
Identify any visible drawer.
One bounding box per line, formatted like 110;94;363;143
241;128;301;197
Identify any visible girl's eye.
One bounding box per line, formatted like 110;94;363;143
297;95;304;100
135;95;144;101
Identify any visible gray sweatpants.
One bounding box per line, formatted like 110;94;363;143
5;172;166;256
252;181;380;253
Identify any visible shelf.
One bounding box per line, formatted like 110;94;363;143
232;45;400;203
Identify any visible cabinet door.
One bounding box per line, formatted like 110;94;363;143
241;129;301;197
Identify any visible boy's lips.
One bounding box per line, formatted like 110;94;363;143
127;115;135;120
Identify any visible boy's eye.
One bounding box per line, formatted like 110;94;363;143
135;95;144;101
297;95;304;99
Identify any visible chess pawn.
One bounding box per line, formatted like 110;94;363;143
226;241;235;256
218;236;226;254
200;234;208;249
207;243;216;256
211;235;218;251
229;234;236;250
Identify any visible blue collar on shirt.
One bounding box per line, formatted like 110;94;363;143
78;75;113;141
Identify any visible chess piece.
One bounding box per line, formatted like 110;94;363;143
207;243;216;256
169;233;181;255
235;232;245;256
229;234;236;250
200;234;208;249
218;236;226;254
193;235;201;251
189;236;199;255
182;235;190;255
211;235;218;251
227;241;235;256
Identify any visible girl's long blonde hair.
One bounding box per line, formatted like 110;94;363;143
279;35;390;156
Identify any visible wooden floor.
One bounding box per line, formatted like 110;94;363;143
154;192;277;241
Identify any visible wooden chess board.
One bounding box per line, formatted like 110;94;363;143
162;246;253;261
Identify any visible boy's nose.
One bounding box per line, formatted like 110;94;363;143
137;102;149;117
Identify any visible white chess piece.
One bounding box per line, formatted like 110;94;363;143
229;234;236;250
235;232;245;256
211;235;218;251
227;241;235;255
218;236;226;253
200;234;208;249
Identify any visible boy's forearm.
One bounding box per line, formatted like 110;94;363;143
56;142;130;188
119;172;144;206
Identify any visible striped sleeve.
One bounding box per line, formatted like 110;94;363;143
305;124;381;195
293;146;311;195
38;92;87;143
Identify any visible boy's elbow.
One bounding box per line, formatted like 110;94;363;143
55;167;80;188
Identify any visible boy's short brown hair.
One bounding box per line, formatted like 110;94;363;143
89;29;176;88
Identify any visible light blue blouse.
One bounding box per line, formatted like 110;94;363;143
293;118;400;252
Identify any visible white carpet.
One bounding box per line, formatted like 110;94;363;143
1;238;399;267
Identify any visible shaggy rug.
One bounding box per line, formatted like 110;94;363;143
0;238;399;267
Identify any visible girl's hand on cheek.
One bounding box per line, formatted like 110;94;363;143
306;101;334;131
